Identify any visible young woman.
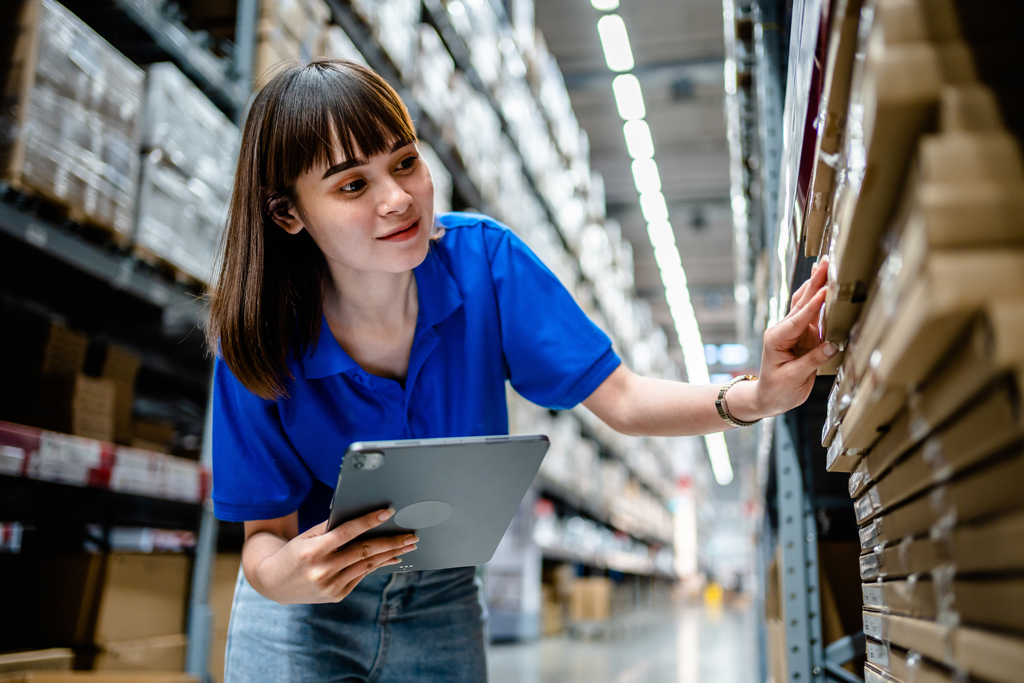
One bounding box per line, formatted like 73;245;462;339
208;59;834;682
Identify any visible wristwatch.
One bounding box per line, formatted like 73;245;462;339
716;374;762;427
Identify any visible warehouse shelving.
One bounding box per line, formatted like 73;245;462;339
0;202;205;329
725;0;866;681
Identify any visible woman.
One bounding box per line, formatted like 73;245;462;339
209;59;834;682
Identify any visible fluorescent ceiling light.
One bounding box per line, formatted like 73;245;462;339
639;192;669;223
623;120;654;159
591;0;620;10
612;74;645;120
705;433;734;485
646;218;733;485
646;220;676;251
631;158;661;193
597;15;634;72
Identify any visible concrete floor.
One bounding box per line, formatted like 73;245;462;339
488;604;758;683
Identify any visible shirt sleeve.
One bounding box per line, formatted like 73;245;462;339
485;225;622;410
211;356;314;522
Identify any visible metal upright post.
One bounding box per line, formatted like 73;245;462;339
232;0;259;89
185;372;219;683
774;416;824;683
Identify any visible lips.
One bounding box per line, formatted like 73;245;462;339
378;218;420;241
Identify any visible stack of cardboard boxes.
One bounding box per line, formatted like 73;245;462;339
812;1;1024;681
253;0;330;82
0;552;193;677
0;0;145;242
135;62;239;285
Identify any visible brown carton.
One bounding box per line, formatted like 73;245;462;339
862;609;1024;683
0;649;73;673
863;577;1024;632
93;635;187;673
853;379;1023;522
857;303;1024;486
94;554;191;644
858;448;1024;550
25;375;117;443
0;554;105;650
859;508;1024;580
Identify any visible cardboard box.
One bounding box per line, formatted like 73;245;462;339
840;251;1024;450
854;303;1024;490
865;643;963;683
860;508;1024;580
0;554;105;650
207;633;227;683
0;675;196;682
863;577;1024;632
0;0;145;240
803;0;863;256
870;251;1024;394
94;554;191;644
0;649;73;673
209;554;241;637
568;577;611;622
540;586;563;636
823;36;976;341
93;635;187;673
39;324;89;378
854;379;1023;522
863;609;1024;683
859;448;1024;550
25;375;117;443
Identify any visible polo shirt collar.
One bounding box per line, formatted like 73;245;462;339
301;246;463;379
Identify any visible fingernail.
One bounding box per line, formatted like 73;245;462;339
405;535;419;545
378;508;395;522
824;342;838;358
402;545;417;553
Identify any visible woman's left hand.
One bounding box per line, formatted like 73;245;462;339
752;259;838;417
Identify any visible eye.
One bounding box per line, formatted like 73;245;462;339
339;178;367;193
397;155;419;171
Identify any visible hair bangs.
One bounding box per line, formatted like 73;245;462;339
259;60;417;194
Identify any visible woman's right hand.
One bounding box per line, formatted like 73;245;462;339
245;508;417;605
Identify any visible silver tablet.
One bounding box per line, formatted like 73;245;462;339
326;434;549;574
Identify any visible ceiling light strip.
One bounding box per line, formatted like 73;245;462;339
601;14;733;486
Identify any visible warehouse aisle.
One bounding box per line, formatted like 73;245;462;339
488;604;757;683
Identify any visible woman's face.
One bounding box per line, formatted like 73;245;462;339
277;139;435;276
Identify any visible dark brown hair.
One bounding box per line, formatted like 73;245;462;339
207;59;418;400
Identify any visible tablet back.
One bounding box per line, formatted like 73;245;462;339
326;434;549;574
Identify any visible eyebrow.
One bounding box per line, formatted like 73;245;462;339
321;139;415;180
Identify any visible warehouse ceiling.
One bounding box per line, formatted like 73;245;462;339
534;0;735;366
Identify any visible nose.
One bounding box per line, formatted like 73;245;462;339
375;174;413;216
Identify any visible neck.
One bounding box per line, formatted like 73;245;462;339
324;263;417;330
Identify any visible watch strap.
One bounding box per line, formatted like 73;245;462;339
715;374;761;428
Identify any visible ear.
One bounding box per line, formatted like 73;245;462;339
265;191;305;235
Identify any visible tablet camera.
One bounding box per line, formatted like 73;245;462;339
351;451;384;471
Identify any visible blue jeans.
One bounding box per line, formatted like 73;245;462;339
224;566;488;682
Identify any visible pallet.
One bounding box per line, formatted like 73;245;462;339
131;244;207;291
0;179;132;250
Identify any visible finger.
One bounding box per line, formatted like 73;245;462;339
329;543;417;595
320;508;396;550
793;340;840;376
787;280;812;315
333;533;419;568
788;260;828;316
776;287;826;344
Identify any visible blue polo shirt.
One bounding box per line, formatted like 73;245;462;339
211;212;621;530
